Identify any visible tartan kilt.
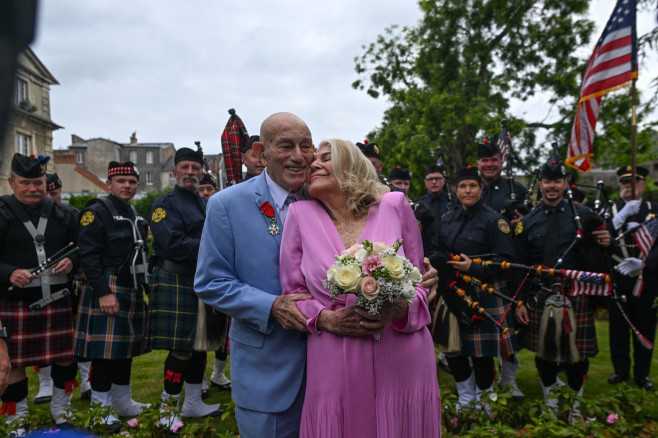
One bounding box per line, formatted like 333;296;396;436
147;268;198;354
73;275;148;359
518;288;598;358
0;296;74;367
460;279;519;357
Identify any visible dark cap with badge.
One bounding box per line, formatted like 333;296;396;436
241;135;260;154
200;173;217;189
540;150;567;180
388;167;410;181
174;147;204;165
616;165;648;182
425;164;445;177
46;173;62;191
11;153;49;178
107;161;139;179
477;139;500;159
356;140;380;160
455;166;481;184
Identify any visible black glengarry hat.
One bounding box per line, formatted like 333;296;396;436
356;140;380;160
540;150;567;180
46;173;62;191
11;153;49;178
388;167;410;181
174;147;204;165
477;139;500;159
455;166;481;184
241;135;260;154
425;164;445;177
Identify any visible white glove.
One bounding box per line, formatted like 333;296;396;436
616;257;643;276
625;221;640;231
612;200;642;230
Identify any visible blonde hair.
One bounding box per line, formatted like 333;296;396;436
319;139;389;216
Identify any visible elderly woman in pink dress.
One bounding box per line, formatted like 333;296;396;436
280;139;441;437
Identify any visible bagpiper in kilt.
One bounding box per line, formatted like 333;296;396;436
0;153;79;427
430;166;519;411
148;147;222;431
514;150;611;418
74;161;149;433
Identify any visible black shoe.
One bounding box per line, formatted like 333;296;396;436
80;389;91;400
607;374;629;385
201;388;211;399
437;360;452;375
99;420;123;435
210;381;232;391
33;395;52;404
636;376;653;390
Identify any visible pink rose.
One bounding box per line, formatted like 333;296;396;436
361;255;382;276
360;276;380;300
372;242;387;254
173;421;184;433
127;418;138;427
342;244;363;257
606;413;618;424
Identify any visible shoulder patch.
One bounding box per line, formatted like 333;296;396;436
152;207;166;223
514;221;523;236
80;211;94;226
498;218;510;234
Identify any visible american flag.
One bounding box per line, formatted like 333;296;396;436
561;269;612;297
497;125;511;164
633;217;658;258
221;109;249;185
566;0;637;173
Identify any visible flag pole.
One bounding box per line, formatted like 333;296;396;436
630;78;637;199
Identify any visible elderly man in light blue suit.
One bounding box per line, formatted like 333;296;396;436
195;112;314;437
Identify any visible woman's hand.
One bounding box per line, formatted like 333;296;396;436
317;306;386;337
447;253;472;272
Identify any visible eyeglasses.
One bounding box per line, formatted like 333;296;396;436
425;177;444;183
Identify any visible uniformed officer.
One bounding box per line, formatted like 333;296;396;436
74;161;150;433
197;173;218;201
241;135;265;181
430;166;518;410
418;164;459;221
607;165;658;390
477;139;527;224
514;152;611;417
477;140;527;400
149;148;222;430
0;153;79;428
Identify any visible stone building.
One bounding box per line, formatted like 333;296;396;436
0;48;61;194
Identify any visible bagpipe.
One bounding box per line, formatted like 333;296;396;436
8;242;79;292
435;146;455;211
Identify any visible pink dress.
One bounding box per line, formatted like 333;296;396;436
280;192;441;438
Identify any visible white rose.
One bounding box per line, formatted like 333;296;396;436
382;255;405;280
372;242;388;255
409;267;422;284
327;264;339;282
333;264;363;292
354;248;368;263
402;283;417;299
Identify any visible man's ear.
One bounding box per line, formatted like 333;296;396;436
253;142;267;166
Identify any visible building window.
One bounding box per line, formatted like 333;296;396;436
130;150;138;163
146;150;154;164
16;78;28;104
16;133;30;155
76;151;84;164
146;171;153;185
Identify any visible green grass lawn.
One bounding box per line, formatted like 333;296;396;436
22;312;658;436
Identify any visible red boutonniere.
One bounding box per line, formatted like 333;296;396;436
259;201;280;236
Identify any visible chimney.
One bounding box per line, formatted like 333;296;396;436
130;132;137;145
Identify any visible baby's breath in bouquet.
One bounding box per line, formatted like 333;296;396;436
323;239;422;315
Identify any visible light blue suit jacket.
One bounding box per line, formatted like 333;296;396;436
195;173;307;413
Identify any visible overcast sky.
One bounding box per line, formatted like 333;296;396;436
31;0;657;157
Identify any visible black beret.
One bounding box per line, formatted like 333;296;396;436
455;166;481;184
107;161;139;179
477;140;500;159
46;173;62;191
540;150;567;180
200;173;217;189
388;167;410;181
11;153;49;178
616;165;649;182
174;147;204;165
425;164;445;177
241;135;260;154
356;140;380;160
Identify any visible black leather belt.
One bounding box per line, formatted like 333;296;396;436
157;260;195;278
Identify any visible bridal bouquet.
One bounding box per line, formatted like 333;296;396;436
323;239;422;315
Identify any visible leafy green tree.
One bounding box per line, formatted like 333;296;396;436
353;0;656;199
132;187;172;219
67;193;98;211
